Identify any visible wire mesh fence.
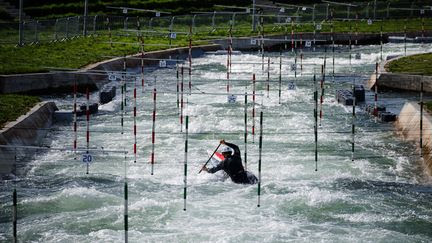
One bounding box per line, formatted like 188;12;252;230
0;1;431;46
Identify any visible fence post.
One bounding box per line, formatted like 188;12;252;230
312;4;316;22
34;20;39;44
124;17;128;31
54;19;58;41
18;0;23;46
192;14;196;33
66;17;70;39
83;0;88;36
373;0;377;20
93;15;97;34
212;11;216;30
149;17;153;29
386;3;390;19
232;13;236;30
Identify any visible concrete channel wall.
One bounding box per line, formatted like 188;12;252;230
396;102;432;176
366;54;432;93
0;102;58;176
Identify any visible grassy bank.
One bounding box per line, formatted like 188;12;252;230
386;53;432;75
0;18;431;75
0;94;40;129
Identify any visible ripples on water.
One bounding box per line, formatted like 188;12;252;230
1;43;432;242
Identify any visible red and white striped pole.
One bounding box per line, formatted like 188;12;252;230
73;80;77;160
300;33;303;74
252;73;256;143
133;76;137;163
374;62;378;119
151;77;157;175
188;26;192;95
176;63;180;113
86;87;90;174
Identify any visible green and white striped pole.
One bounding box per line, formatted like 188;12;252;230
257;111;263;207
123;152;128;243
183;116;189;211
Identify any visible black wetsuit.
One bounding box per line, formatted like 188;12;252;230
208;142;257;184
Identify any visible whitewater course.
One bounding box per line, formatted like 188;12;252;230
1;42;432;242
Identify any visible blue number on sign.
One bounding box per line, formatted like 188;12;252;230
82;154;93;163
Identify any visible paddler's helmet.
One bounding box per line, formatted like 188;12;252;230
221;146;233;156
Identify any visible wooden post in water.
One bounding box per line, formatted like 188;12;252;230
257;111;263;207
183;116;189;210
189;26;192;95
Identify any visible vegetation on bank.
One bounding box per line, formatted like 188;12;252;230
0;17;431;75
0;94;40;129
386;53;432;76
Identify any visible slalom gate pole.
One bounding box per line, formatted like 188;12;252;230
151;77;157;175
133;75;137;163
244;92;248;170
300;33;303;74
257;111;263;207
374;62;378;122
226;27;230;93
86;87;90;174
12;188;17;243
349;21;352;66
189;25;192;95
124;152;128;243
331;11;335;80
252;74;256;143
319;65;325;126
314;73;318;171
176;63;180;113
352;82;356;161
73;80;77;160
183;116;189;211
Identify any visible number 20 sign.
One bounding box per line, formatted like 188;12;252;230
82;153;93;164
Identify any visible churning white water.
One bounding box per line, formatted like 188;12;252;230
1;43;432;242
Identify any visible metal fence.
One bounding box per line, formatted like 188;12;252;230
0;1;431;45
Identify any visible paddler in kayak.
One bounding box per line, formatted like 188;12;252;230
201;140;258;184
